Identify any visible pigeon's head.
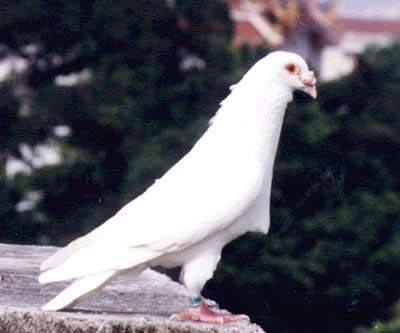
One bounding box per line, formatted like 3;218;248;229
256;51;317;99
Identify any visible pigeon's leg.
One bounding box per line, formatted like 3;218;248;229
170;252;249;323
170;298;250;323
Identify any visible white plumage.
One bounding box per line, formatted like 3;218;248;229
39;51;316;314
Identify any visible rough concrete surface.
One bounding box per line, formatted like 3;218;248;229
0;243;265;333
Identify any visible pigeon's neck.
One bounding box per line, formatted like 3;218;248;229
209;82;292;171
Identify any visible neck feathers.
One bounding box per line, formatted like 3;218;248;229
210;77;292;128
206;78;292;170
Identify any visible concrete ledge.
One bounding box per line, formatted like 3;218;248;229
0;243;265;333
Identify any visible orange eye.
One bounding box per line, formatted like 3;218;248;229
285;63;297;74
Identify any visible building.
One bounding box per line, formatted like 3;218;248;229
225;0;339;72
321;0;400;80
225;0;400;81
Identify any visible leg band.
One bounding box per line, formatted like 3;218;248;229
189;295;202;307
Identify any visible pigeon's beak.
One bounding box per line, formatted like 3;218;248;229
300;71;317;99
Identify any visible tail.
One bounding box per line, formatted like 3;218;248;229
38;245;158;284
41;270;119;311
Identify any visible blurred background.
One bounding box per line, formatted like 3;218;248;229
0;1;399;332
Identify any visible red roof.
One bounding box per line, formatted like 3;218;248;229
225;0;338;48
232;22;265;47
224;0;241;5
338;18;400;37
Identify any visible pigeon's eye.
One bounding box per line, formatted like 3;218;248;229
285;63;298;74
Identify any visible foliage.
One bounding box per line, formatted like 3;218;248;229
0;0;239;243
355;303;400;333
1;2;400;333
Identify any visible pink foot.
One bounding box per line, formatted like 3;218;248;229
170;302;250;324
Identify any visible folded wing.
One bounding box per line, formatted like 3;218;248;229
39;133;262;283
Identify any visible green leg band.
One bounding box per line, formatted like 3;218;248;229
189;295;201;307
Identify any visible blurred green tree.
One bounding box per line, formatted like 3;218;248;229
0;0;241;243
1;2;400;333
355;302;400;333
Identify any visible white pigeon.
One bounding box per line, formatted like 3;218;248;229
39;51;317;323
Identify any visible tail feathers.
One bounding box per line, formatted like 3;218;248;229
40;217;118;272
40;236;90;272
39;246;158;284
41;270;118;311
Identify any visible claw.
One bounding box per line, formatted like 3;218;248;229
170;302;250;324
